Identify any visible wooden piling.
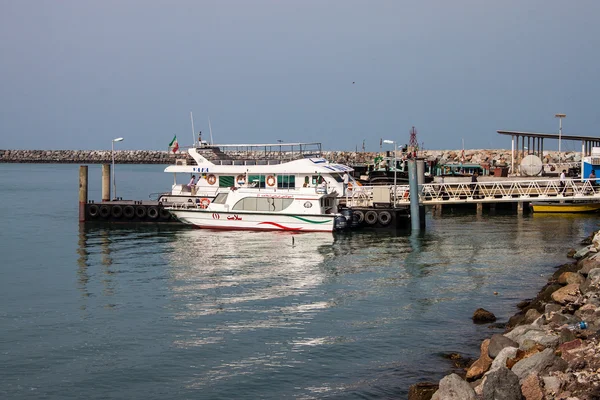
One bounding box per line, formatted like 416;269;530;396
79;166;88;222
477;202;483;215
102;164;111;201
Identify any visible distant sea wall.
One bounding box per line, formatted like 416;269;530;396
0;148;580;165
0;150;178;164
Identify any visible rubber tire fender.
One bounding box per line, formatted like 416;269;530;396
123;205;135;219
159;208;171;220
353;210;365;224
111;205;123;218
147;206;159;219
364;210;378;225
377;210;392;226
99;205;111;218
135;206;147;218
88;204;100;218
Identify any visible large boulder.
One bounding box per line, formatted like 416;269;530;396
550;283;580;304
482;366;521;400
580;268;600;294
511;348;566;380
515;329;559;349
557;271;584;285
472;308;496;323
577;253;600;275
431;374;477;400
488;334;518;359
466;339;493;380
489;346;518;372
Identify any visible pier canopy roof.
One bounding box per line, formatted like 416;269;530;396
497;130;600;143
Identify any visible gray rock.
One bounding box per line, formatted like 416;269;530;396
503;324;542;342
488;334;518;359
511;348;557;380
544;303;562;315
574;245;593;259
431;374;476;400
580;268;600;294
515;329;559;349
542;376;561;396
559;327;576;344
482;366;521;400
489;346;518;372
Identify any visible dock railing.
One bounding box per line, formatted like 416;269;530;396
346;178;600;207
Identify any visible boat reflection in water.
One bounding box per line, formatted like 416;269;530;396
165;229;336;335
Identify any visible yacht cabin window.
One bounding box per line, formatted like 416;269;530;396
219;176;235;187
213;193;228;204
277;175;295;189
232;197;293;212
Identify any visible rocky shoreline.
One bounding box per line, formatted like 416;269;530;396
409;231;600;399
0;148;581;166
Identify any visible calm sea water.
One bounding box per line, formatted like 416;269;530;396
1;164;597;399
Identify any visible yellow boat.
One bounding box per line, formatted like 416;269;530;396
530;201;600;213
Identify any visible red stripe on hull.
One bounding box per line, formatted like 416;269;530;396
191;225;332;233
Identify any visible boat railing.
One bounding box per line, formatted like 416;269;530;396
181;142;323;163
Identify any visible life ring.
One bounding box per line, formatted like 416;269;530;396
348;182;353;190
266;175;276;187
378;210;392;226
207;174;217;185
159;208;171;220
135;206;147;218
99;205;111;218
403;190;410;199
236;174;246;185
365;210;378;225
88;204;100;218
111;205;123;218
123;205;135;219
200;198;211;209
353;210;365;224
147;206;159;219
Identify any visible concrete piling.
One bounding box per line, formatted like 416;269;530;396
79;166;88;222
408;160;421;231
102;164;111;201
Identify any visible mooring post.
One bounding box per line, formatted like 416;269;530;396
477;202;483;215
416;160;427;228
517;201;524;215
416;159;425;185
79;165;88;222
102;164;111;201
408;160;421;231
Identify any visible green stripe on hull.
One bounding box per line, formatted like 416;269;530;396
290;215;331;224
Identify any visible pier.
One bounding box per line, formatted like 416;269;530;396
345;177;600;216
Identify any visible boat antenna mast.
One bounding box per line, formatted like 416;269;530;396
190;111;196;147
208;117;214;145
409;126;418;157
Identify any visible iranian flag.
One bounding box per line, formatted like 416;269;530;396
169;135;179;153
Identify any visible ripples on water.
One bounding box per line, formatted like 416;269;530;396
1;165;598;399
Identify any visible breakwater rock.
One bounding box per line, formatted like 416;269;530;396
0;149;178;164
0;148;582;165
410;231;600;400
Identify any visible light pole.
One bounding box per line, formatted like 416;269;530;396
555;113;566;164
112;137;124;200
383;139;397;208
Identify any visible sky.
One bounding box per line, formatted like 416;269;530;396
1;0;599;152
